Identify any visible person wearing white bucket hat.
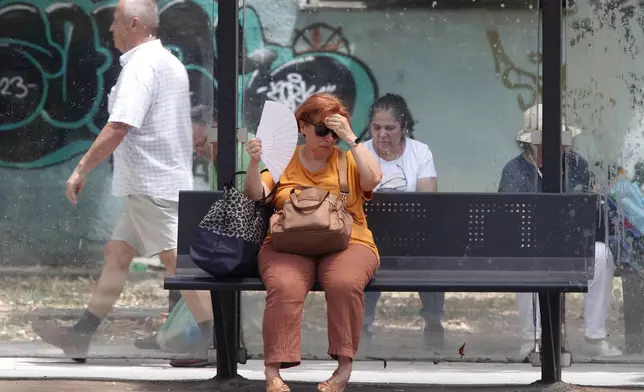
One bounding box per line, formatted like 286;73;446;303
499;104;621;359
515;103;582;170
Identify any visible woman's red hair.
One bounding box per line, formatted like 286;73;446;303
294;93;350;124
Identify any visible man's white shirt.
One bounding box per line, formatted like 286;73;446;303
108;39;193;202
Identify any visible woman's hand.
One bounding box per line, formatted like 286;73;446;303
247;138;262;163
325;114;357;144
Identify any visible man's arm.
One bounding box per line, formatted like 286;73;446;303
75;122;129;174
75;63;154;174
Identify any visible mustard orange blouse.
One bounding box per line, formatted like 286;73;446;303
260;146;379;260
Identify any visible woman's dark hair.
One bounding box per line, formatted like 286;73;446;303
360;94;416;141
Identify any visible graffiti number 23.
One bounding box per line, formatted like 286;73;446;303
0;76;34;99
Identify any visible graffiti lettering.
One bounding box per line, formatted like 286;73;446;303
0;1;377;170
486;30;541;112
486;30;594;114
487;24;619;123
0;76;35;99
257;73;337;110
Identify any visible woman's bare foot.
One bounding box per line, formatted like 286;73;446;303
317;372;350;392
265;365;289;392
318;360;352;392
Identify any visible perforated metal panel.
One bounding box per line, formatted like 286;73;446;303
176;191;596;280
466;202;537;249
364;201;428;251
363;193;596;259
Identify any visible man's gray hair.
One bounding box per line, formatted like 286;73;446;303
123;0;160;32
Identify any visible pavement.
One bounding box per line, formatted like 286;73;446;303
1;357;643;387
5;337;644;364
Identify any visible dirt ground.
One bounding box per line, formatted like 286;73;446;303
0;275;632;360
0;380;642;392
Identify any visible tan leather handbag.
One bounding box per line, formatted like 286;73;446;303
270;150;353;256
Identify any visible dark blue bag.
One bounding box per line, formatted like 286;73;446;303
189;173;276;277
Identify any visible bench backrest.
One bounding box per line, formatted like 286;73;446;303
177;191;597;279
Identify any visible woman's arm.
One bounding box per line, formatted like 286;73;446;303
415;144;438;192
243;138;270;201
324;114;382;191
243;160;268;201
416;177;438;192
349;142;382;191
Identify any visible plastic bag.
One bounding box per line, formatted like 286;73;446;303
155;298;205;353
610;171;644;233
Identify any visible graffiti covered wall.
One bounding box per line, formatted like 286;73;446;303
0;0;220;266
0;0;378;266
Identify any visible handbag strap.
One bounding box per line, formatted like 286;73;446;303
231;169;279;204
337;149;349;196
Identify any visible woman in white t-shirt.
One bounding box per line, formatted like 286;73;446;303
362;94;444;348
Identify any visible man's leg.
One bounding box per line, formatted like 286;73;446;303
32;210;140;362
86;241;138;317
418;292;445;348
130;196;216;367
159;249;214;328
583;242;621;356
362;292;381;340
159;246;216;367
516;292;541;358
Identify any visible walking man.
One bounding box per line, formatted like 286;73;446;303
32;0;214;366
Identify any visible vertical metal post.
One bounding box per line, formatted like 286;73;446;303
539;292;562;382
540;0;563;383
212;290;239;380
215;0;241;380
217;3;239;184
168;290;181;313
542;5;562;183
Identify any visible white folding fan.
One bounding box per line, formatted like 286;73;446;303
255;101;299;183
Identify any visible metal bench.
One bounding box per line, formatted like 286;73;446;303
165;191;598;382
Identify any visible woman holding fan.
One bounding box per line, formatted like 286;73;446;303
244;93;381;392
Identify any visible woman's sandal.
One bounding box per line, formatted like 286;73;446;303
266;376;291;392
316;372;350;392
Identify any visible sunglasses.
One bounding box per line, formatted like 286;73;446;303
309;122;338;138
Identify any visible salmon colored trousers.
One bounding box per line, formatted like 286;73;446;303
258;242;379;368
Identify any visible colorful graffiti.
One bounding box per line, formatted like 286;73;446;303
240;10;377;133
0;0;378;169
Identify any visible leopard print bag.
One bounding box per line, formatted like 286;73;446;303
189;175;275;277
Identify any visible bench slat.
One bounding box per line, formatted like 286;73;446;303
165;270;588;293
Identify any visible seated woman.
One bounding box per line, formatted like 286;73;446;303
243;93;382;392
499;103;621;359
361;94;445;348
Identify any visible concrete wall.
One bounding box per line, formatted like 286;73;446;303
0;0;640;266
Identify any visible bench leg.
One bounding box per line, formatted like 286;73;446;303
212;290;240;380
168;290;181;313
539;292;562;383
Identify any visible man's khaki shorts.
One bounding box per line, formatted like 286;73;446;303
111;195;178;257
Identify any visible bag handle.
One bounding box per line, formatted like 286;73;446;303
337;149;349;196
229;169;279;204
288;188;330;211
